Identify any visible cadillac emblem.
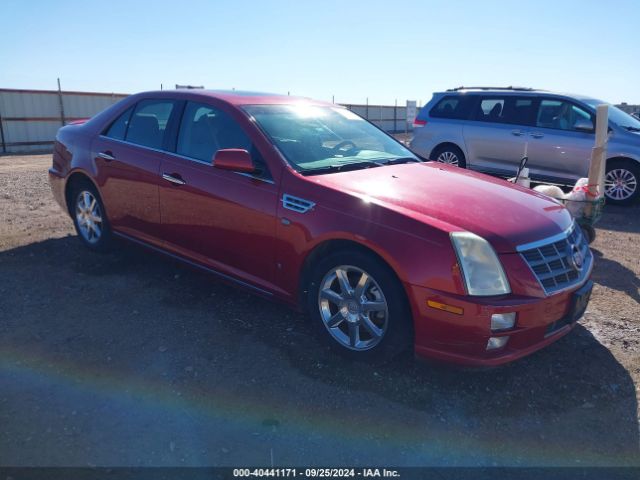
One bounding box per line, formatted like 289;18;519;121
567;243;584;271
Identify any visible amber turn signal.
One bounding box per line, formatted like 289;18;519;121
427;300;464;315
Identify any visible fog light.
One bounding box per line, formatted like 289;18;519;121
487;336;509;350
491;312;516;331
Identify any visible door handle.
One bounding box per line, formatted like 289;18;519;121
162;173;186;185
530;132;545;139
97;151;115;161
511;130;525;136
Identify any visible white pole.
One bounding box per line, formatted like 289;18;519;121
584;104;608;217
586;104;609;200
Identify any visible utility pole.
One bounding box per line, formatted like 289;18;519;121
57;78;66;126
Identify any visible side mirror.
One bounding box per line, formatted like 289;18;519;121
574;119;594;132
213;149;255;173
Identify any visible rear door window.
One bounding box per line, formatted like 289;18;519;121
503;98;535;125
473;96;535;125
104;107;133;140
125;99;177;149
429;95;474;119
474;98;505;122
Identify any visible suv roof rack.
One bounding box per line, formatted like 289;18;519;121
446;86;537;92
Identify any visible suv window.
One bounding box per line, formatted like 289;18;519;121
473;97;535;125
104;107;133;140
177;102;271;179
125;100;176;149
430;95;474;119
536;99;593;131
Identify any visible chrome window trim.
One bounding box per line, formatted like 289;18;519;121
98;135;276;185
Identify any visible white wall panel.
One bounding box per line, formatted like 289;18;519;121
62;93;126;118
1;89;419;153
0;91;60;117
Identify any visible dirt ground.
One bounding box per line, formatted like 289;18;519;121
0;155;639;467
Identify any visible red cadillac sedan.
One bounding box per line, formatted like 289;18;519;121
48;90;593;365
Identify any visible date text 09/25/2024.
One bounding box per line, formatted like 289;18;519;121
233;468;400;478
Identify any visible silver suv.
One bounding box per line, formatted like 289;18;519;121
410;87;640;205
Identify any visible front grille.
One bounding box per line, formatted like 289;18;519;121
519;223;592;295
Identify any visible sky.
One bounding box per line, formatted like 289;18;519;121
1;0;639;106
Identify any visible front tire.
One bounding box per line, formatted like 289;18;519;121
604;159;639;206
71;182;113;252
580;224;596;244
307;250;412;363
432;144;466;168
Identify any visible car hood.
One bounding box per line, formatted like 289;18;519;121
310;162;573;253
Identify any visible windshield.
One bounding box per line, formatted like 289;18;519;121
242;104;419;174
582;98;640;130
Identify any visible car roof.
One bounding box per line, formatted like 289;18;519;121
436;87;600;102
131;89;335;107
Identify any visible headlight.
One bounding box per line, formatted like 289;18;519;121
450;232;511;296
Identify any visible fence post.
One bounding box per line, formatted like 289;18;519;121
0;111;6;154
57;78;66;126
394;99;397;133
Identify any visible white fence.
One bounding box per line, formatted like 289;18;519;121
0;88;425;154
342;103;421;133
0;88;127;154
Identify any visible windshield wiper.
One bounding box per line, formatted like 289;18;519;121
624;126;640;132
381;157;421;165
300;160;383;176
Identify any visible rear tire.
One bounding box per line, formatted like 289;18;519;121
432;144;466;168
307;249;413;363
604;159;639;206
71;181;114;252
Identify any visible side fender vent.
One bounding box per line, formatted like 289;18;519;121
282;194;315;213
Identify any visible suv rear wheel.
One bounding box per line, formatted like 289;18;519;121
432;144;466;168
604;159;639;206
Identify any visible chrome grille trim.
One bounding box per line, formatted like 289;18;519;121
518;222;592;295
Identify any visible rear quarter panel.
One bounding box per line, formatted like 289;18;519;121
50;123;97;213
410;119;468;162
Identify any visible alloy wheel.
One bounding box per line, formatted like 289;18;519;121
605;168;637;201
75;190;103;244
318;265;389;351
437;151;459;166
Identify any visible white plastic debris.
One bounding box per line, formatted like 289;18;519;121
563;178;590;218
533;185;565;203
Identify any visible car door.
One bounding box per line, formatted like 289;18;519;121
158;101;280;290
462;96;534;176
526;98;595;183
92;99;178;246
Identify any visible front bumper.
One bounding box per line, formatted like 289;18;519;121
409;279;592;366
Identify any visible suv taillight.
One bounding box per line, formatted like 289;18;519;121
413;119;427;127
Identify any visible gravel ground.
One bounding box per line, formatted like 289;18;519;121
0;155;638;467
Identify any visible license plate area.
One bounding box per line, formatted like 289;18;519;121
569;280;593;321
545;280;593;336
